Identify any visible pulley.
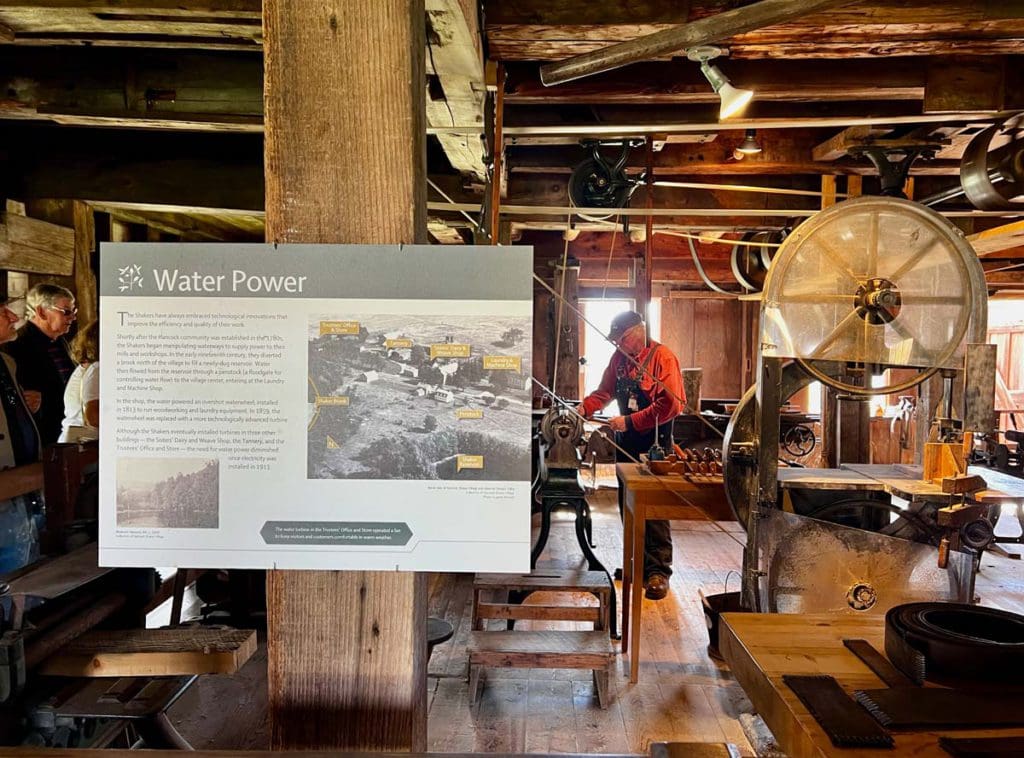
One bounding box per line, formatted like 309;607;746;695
760;196;988;396
960;112;1024;210
568;140;643;233
729;229;786;292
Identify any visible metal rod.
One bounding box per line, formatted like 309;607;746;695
538;0;857;85
919;169;1003;207
655;180;849;199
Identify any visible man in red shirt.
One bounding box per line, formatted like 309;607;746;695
579;310;684;600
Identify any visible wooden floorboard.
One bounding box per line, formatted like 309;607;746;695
165;478;1024;755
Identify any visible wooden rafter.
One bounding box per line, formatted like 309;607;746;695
969;220;1024;257
425;0;486;182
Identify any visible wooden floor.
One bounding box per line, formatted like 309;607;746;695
164;478;1024;755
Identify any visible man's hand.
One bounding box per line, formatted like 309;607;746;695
574;404;590;420
607;415;627;433
23;390;41;413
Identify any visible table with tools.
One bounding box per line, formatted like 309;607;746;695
719;611;1024;758
617;462;734;683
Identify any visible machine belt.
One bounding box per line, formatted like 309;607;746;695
885;603;1024;685
939;736;1024;757
855;688;1024;730
782;675;894;748
843;639;916;689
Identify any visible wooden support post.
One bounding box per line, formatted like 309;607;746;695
489;63;505;245
263;1;427;751
552;258;581;401
72;202;97;326
641;138;654;317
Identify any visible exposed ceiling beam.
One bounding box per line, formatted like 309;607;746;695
969;220;1024;257
538;0;857;84
506;59;926;105
424;0;487;182
486;1;1024;61
507;134;963;176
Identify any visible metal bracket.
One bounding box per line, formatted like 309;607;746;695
848;144;942;197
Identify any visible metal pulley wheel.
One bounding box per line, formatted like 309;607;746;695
730;230;785;292
960;112;1024;210
539;406;584;447
761;197;987;396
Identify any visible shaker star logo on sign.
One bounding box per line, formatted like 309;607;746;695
118;264;144;292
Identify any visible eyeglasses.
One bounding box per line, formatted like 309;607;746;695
46;305;78;318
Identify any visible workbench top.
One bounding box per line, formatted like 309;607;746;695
719;612;1024;758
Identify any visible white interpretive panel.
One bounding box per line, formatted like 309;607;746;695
99;244;533;571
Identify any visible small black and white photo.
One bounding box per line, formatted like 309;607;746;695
116;457;220;529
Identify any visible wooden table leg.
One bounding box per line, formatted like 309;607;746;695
621;503;633;654
630;508;645;683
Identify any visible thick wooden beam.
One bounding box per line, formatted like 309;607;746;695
508;132;963;177
538;0;857;85
486;1;1024;61
263;0;427;751
969;219;1024;257
505;59;926;105
0;47;263;132
425;0;486;181
72;201;97;325
0;19;14;42
0;212;75;275
924;56;1009;113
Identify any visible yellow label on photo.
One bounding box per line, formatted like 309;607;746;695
316;396;350;406
385;338;414;349
483;355;521;371
431;343;471;359
320;320;360;335
457;409;484;420
456;454;484;472
326;435;340;449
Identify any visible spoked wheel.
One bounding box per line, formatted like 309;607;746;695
761;197;988;396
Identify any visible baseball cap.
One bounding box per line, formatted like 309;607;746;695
608;310;645;341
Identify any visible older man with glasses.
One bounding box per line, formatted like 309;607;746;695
3;283;77;445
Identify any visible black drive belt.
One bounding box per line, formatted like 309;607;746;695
843;639;916;689
885;602;1024;685
939;736;1024;757
854;688;1024;730
783;675;894;749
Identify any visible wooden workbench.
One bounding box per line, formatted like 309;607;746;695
719;612;1024;758
617;463;733;683
778;463;1024;504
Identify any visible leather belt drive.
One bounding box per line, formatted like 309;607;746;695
884;602;1024;685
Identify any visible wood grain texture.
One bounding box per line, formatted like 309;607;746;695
39;628;257;677
263;0;428;750
72;201;97;325
0;212;75;275
720;612;1024;758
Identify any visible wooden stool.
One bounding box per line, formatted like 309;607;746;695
468;630;615;708
471;569;611;631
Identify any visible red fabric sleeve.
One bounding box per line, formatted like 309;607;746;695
626;344;684;434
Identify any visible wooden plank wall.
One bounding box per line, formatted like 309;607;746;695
659;297;750;401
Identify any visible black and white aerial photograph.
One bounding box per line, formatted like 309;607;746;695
116;458;220;528
307;313;532;481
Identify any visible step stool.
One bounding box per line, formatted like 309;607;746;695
471;569;611;631
468;630;616;708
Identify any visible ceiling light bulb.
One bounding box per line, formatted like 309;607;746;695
717;81;754;120
736;129;762;155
